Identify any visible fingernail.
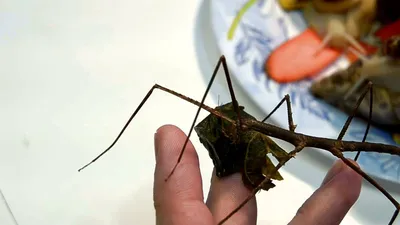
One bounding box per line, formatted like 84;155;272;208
321;159;360;186
321;160;344;186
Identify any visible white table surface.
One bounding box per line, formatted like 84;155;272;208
1;0;399;224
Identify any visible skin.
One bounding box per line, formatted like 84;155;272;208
153;124;363;225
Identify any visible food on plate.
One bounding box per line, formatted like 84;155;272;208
278;0;309;10
345;0;376;40
342;35;400;100
312;0;361;13
382;35;400;59
310;43;400;130
375;0;400;25
374;19;400;42
227;0;258;40
265;0;379;83
265;28;342;83
394;133;400;145
302;0;374;54
265;28;377;83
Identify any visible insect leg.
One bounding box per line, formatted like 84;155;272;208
77;83;235;172
217;144;306;225
344;56;400;100
330;148;400;223
343;50;373;102
165;55;245;180
388;209;399;225
77;85;164;172
78;55;242;179
261;94;296;132
332;83;400;224
164;56;230;180
219;56;243;135
355;82;373;161
337;81;373;161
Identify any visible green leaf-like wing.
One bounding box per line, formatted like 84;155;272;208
243;132;289;191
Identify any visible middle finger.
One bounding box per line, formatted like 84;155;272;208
206;169;257;225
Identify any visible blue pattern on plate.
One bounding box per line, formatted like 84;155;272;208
211;0;400;183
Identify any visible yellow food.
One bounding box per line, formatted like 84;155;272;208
278;0;309;11
394;134;400;145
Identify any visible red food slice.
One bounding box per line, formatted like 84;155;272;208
266;28;378;83
374;19;400;41
266;28;341;83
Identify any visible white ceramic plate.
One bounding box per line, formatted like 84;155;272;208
210;0;400;184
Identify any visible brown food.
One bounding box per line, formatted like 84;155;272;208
345;0;377;39
383;36;400;59
312;0;361;13
376;0;400;25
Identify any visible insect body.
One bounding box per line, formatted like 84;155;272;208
195;102;289;191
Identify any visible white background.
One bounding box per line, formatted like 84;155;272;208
0;0;399;224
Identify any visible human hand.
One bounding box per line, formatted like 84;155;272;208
153;125;362;225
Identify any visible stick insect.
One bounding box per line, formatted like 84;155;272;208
78;55;400;225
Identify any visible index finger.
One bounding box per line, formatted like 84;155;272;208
153;124;213;225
